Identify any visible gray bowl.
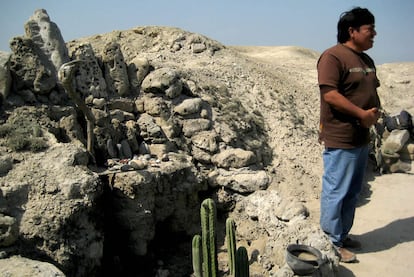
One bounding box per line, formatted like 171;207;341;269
286;244;323;275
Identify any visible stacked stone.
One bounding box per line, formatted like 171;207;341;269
0;8;271;195
381;129;414;173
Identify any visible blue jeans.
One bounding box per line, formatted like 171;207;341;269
320;146;368;247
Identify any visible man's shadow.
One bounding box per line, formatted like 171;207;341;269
354;216;414;253
357;161;380;207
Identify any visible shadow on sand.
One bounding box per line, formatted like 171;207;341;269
338;216;414;276
357;162;381;207
338;264;357;277
354;216;414;253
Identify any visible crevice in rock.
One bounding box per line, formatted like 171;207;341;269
100;172;196;276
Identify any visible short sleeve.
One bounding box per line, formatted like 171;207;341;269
317;52;342;90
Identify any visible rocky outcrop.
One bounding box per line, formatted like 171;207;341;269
0;141;103;276
24;9;69;71
0;8;344;277
70;43;107;98
0;51;11;102
102;42;130;97
9;37;57;95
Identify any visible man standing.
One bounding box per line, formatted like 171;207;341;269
317;7;381;262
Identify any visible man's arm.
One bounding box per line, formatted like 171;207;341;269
323;89;380;128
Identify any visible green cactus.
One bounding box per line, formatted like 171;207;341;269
226;218;237;276
192;199;250;277
200;198;218;277
192;234;202;277
235;246;249;277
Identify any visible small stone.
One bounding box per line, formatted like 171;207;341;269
93;98;106;109
106;159;118;167
161;154;169;162
107;139;118;158
121;140;133;159
139;141;150;155
0;156;13;175
120;164;133;172
129;159;148;170
0;214;18;247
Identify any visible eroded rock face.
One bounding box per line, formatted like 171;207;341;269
70;43;107;98
24;9;70;71
102;42;130;97
0;141;104;276
9;36;56;94
0;22;275;274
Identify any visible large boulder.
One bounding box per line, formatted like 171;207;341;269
128;56;150;93
70;43;107;98
208;168;270;193
211;148;257;168
9;36;57;94
0;142;103;276
0;256;65;277
173;97;203;115
141;68;183;98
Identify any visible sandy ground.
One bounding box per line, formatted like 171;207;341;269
339;172;414;276
232;45;414;276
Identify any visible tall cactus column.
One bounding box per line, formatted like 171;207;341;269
192;234;203;277
235;246;249;277
200;198;218;277
192;199;249;277
226;218;237;276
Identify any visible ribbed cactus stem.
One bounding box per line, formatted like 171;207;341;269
201;198;218;277
235;246;249;277
192;234;202;277
226;218;237;276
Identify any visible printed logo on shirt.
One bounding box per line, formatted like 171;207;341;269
349;67;376;75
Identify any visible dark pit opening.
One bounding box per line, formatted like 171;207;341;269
100;175;194;277
146;221;193;276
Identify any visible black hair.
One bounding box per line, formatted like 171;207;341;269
337;7;375;43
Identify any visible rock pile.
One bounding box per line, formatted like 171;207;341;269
372;113;414;173
0;8;342;277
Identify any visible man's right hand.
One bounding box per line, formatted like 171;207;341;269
359;107;380;128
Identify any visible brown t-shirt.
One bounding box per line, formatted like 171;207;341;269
317;44;381;148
